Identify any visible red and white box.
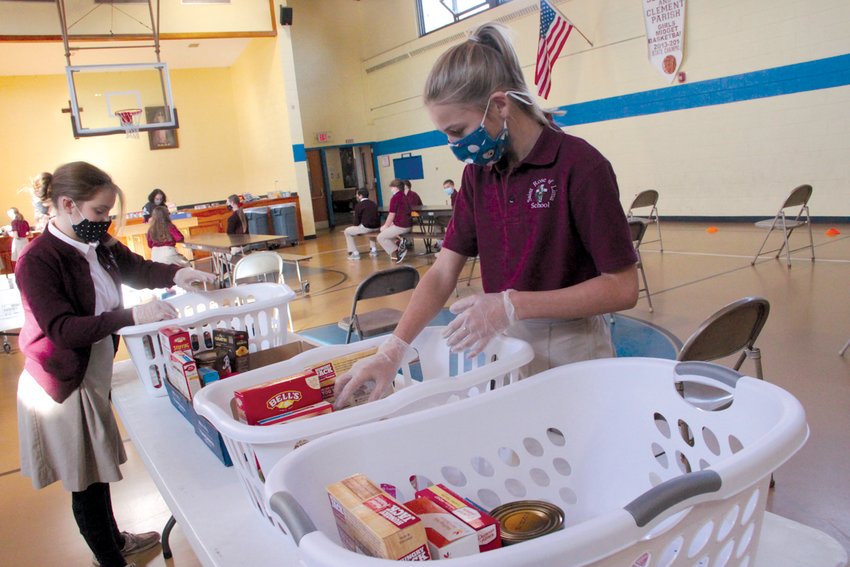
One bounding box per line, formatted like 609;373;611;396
169;351;202;402
327;474;430;561
251;400;333;426
159;326;192;358
415;484;501;552
232;370;322;426
404;497;479;559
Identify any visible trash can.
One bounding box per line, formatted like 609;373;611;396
270;203;298;244
245;206;269;235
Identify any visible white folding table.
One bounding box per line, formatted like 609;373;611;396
111;359;847;567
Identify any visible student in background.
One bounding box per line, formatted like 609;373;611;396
17;161;214;567
334;22;638;406
146;206;190;266
3;207;31;265
403;179;423;208
225;194;249;235
142;189;166;223
443;179;458;208
344;188;381;260
376;179;412;263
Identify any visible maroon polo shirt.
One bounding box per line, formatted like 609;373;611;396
442;127;637;293
406;190;423;208
389;190;412;228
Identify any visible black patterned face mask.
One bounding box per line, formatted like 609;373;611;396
71;202;112;243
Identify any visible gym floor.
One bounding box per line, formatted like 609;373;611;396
1;220;848;565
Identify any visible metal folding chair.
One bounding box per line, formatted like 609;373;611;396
627;189;663;251
338;266;419;344
232;251;293;331
629;219;654;312
751;184;814;268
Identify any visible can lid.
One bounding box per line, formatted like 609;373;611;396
490;500;564;543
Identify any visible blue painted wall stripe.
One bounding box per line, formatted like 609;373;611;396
294;53;850;160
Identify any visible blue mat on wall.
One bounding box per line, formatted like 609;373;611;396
298;311;681;360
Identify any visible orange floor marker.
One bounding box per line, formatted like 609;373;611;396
825;227;841;236
706;226;719;234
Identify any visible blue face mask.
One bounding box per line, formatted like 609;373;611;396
448;91;533;167
444;187;455;195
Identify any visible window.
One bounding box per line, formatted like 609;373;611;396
418;0;514;36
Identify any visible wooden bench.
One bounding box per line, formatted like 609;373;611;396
279;253;312;293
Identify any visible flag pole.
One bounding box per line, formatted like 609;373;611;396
548;1;593;47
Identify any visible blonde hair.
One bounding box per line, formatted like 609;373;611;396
7;207;23;222
147;205;174;244
424;22;548;126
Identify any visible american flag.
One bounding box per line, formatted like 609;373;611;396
534;0;573;99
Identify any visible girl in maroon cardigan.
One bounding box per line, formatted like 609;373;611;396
17;162;213;567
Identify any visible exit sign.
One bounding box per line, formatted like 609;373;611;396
316;131;332;143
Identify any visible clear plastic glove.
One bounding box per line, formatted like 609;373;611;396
443;290;517;356
174;267;216;291
333;334;410;409
132;299;178;325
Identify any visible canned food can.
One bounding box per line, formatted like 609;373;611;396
490;500;564;545
194;348;231;376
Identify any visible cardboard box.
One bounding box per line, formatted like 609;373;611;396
415;484;501;553
304;347;381;406
327;474;430;561
213;328;250;375
404;498;479;559
163;378;232;466
247;341;316;371
170;351;202;401
233;370;322;425
254;400;333;426
159;326;192;358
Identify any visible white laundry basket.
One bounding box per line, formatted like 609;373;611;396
192;326;533;524
264;358;809;567
118;283;295;397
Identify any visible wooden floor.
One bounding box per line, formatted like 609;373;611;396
1;220;848;565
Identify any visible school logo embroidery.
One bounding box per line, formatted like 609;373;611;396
527;178;558;209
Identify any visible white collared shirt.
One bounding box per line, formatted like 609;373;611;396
48;221;120;315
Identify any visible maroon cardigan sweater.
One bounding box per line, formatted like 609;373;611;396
16;228;180;403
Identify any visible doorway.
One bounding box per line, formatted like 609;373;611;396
306;149;329;230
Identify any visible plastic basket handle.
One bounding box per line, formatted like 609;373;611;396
269;491;316;544
624;470;722;527
674;361;743;386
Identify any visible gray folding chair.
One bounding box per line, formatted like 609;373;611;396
751;184;814;268
629;219;654;312
339;266;420;344
676;297;770;410
627;189;663;251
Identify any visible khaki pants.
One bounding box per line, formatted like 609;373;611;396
504;315;614;377
377;225;410;256
344;225;379;254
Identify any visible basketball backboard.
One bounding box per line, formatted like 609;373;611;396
66;62;178;137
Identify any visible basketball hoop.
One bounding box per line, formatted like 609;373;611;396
114;108;143;138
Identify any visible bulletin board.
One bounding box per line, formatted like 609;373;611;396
392;153;424;180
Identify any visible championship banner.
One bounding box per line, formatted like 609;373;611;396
643;0;685;83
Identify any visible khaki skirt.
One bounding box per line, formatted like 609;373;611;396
17;337;127;492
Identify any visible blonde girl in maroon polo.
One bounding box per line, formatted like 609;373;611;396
334;23;638;406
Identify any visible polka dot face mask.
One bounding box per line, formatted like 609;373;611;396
71;201;112;243
448;91;532;167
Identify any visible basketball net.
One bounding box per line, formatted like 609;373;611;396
115;109;143;139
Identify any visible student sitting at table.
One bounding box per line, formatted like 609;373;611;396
226;194;248;235
146;206;190;266
344;188;381;260
443;179;458;208
403;179;423;209
376;179;412;263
